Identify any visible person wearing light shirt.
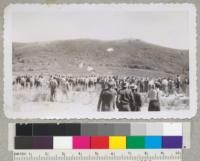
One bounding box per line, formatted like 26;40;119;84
148;84;160;111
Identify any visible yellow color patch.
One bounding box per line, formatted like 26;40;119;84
109;136;126;149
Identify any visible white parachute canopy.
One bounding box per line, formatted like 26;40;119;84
78;62;84;69
106;48;114;52
87;66;94;72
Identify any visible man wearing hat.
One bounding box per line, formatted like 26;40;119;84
130;84;142;111
147;84;160;111
116;82;135;111
97;81;117;111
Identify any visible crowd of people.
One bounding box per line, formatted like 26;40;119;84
97;81;161;112
97;75;189;111
13;74;189;111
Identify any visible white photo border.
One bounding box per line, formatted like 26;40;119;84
3;3;197;119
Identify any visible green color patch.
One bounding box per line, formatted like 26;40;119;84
126;136;145;149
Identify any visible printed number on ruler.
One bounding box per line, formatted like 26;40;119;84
13;150;182;161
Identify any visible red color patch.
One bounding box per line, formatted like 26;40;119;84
91;136;109;149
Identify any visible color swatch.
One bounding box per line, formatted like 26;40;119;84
126;136;145;149
109;136;126;149
53;137;72;149
162;136;183;149
32;136;53;149
145;136;162;149
91;136;109;149
73;136;90;149
14;123;183;149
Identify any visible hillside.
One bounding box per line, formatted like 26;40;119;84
12;39;189;77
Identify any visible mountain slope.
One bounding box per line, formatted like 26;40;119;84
12;39;189;77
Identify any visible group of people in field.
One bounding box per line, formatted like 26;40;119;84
14;74;98;101
97;75;189;111
13;74;189;111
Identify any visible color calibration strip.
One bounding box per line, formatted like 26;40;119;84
14;136;182;149
8;122;190;150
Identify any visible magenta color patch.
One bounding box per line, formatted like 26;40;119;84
73;136;90;149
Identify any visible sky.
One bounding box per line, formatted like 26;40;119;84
9;4;190;49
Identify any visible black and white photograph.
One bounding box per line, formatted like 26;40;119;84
4;4;197;119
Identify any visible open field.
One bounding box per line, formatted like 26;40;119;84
13;84;189;114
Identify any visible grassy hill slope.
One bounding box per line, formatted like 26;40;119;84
13;39;189;77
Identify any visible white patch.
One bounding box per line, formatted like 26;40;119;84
107;48;114;52
87;66;94;71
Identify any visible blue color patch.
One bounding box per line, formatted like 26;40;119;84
145;136;162;149
162;136;182;149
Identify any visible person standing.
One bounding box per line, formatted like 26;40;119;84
97;81;117;111
147;84;160;111
116;82;135;111
162;78;169;95
175;75;181;93
49;77;58;102
130;84;142;111
184;76;189;96
144;77;149;93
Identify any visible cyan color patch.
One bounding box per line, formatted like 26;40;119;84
145;136;162;149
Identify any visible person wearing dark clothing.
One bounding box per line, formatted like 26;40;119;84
116;82;135;111
144;78;149;93
97;81;117;111
49;78;58;102
148;84;160;111
175;75;181;93
139;80;144;93
130;84;142;111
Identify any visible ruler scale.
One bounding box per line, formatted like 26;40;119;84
13;150;182;161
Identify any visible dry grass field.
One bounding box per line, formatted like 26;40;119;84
13;84;189;113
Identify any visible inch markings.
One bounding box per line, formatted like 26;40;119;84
13;150;182;161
